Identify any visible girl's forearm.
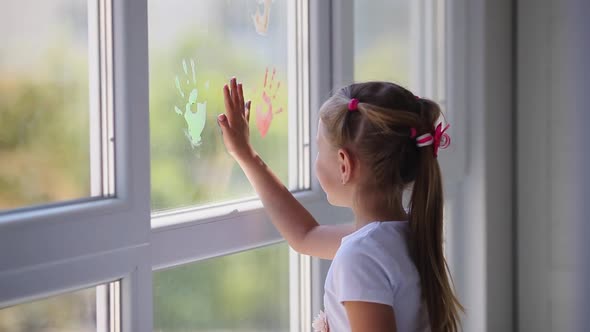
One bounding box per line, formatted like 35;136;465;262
236;150;319;252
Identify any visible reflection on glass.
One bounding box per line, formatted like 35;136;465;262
354;0;411;85
149;0;290;212
0;1;92;211
0;287;96;332
154;243;289;332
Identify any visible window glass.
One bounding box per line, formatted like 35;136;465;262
154;243;289;332
353;0;411;85
149;0;291;212
0;286;96;332
0;0;93;212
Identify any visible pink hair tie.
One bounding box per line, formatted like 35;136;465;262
411;122;451;157
432;123;451;157
416;133;434;147
348;98;359;111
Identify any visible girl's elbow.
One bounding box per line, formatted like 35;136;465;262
288;240;308;255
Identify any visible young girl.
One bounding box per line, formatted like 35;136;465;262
218;78;464;332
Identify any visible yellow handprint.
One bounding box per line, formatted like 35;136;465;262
252;0;272;36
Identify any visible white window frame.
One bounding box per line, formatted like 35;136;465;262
0;0;473;331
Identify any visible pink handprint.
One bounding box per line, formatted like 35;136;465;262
255;67;283;138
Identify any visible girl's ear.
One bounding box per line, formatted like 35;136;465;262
337;148;355;185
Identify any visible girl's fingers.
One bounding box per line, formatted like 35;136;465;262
224;77;248;127
223;84;235;125
217;113;228;131
245;100;251;122
237;83;245;114
230;78;240;112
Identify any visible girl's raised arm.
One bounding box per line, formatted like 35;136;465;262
217;78;353;259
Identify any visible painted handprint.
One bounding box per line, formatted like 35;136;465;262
174;58;209;148
252;0;272;36
255;67;284;138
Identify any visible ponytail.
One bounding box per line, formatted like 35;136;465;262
409;103;464;332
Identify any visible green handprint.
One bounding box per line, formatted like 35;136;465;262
174;58;209;148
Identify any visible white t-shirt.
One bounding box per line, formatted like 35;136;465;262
323;221;431;332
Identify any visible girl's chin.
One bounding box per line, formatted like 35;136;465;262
325;193;336;206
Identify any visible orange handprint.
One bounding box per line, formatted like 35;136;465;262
252;0;272;36
255;67;283;138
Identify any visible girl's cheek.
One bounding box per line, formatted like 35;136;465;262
314;153;319;175
315;161;325;188
315;158;330;190
315;153;324;178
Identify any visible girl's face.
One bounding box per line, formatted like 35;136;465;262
314;119;353;207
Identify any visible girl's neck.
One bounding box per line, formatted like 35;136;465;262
347;184;408;230
352;202;408;230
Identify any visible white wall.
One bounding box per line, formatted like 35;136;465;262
517;0;590;330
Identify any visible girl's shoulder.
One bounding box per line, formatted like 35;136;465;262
340;221;409;252
330;222;413;292
334;221;413;276
337;222;407;257
329;221;422;317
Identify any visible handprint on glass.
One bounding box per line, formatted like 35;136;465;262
254;67;284;138
174;58;209;148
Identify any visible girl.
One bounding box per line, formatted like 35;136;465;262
218;78;464;332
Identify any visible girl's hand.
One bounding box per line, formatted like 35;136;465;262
218;77;254;162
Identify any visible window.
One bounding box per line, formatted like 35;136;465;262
0;1;459;331
351;0;461;182
353;0;412;85
149;0;296;213
149;2;310;330
154;243;289;332
0;0;100;212
0;285;97;332
352;0;446;102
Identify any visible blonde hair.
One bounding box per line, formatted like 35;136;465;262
319;82;464;332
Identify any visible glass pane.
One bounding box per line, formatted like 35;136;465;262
154;243;289;332
0;1;94;211
0;287;96;332
149;0;290;212
354;0;411;85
